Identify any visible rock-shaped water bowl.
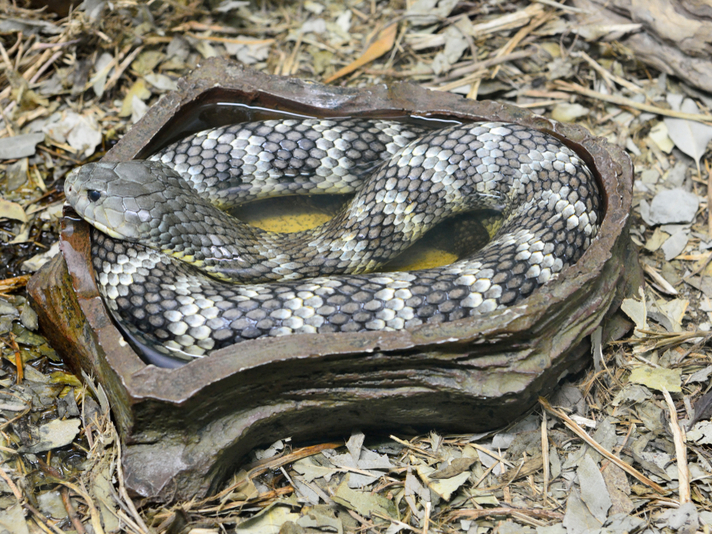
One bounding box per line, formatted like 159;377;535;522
28;59;640;502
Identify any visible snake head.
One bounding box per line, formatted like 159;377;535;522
64;161;183;242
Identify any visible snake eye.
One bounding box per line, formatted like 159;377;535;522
87;190;102;202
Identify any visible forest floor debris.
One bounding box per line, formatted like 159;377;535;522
0;1;711;532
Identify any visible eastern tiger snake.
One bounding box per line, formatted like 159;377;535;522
64;118;602;365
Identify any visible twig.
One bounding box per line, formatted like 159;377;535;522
114;433;151;534
571;50;641;92
539;397;667;494
0;464;23;501
50;479;106;534
643;264;678;296
1;333;24;383
707;159;712;236
423;501;431;534
554;81;712;124
429;49;535;88
185;32;275;45
662;388;690;504
24;503;66;534
38;458;89;534
372;512;423;533
390;435;441;459
62;488;89;534
447;507;563;524
541;411;549;497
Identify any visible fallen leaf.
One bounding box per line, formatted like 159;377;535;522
332;475;397;519
648;122;674;153
0;198;27;223
551;103;590;122
563;488;601;533
0;504;30;534
664;98;712;173
21;241;60;272
660;230;688;261
416;465;471;501
687;421;712;445
620;288;647;330
324;23;397;83
577;455;611;522
25;418;81;453
648;188;699;225
120;79;152;118
292;457;338;483
0;133;45;160
405;0;459;25
629;366;682;393
235;502;299;533
42;111;102;158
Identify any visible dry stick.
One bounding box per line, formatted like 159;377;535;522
185;32;275;45
643;264;678;296
539;397;667;494
554;81;712;124
707;159;712;236
662;388;691;504
61;488;89;534
0;464;23;501
372;512;423;534
488;11;550;82
541;411;549;498
8;333;22;383
24;502;65;534
422;501;432;534
430;49;535;89
37;459;89;534
114;436;151;534
51;479;106;534
571;50;641;92
102;45;145;95
448;507;563;523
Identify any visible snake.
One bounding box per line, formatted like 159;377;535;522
64;118;602;366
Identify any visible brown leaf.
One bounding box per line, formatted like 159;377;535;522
324;24;397;83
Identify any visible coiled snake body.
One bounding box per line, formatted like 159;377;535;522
65;118;602;364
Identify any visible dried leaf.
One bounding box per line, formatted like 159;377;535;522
551;103;589;122
620;289;647;330
430;457;477;479
629;366;682;393
42;111;103;158
332;475;397;519
235;502;300;533
405;0;459;25
24;418;81;453
687;421;712;445
648;122;674;154
0;198;28;223
664;98;712;172
577;455;611;522
562;489;601;533
21;241;60;272
690;388;712;425
120;79;152;118
37;491;68;519
324;24;397;83
292;457;337;483
416;465;471;501
648;188;699;225
0;133;45;160
0;504;30;534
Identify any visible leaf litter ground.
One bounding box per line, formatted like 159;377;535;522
0;1;711;533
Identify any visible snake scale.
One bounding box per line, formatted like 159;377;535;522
65;118;602;365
